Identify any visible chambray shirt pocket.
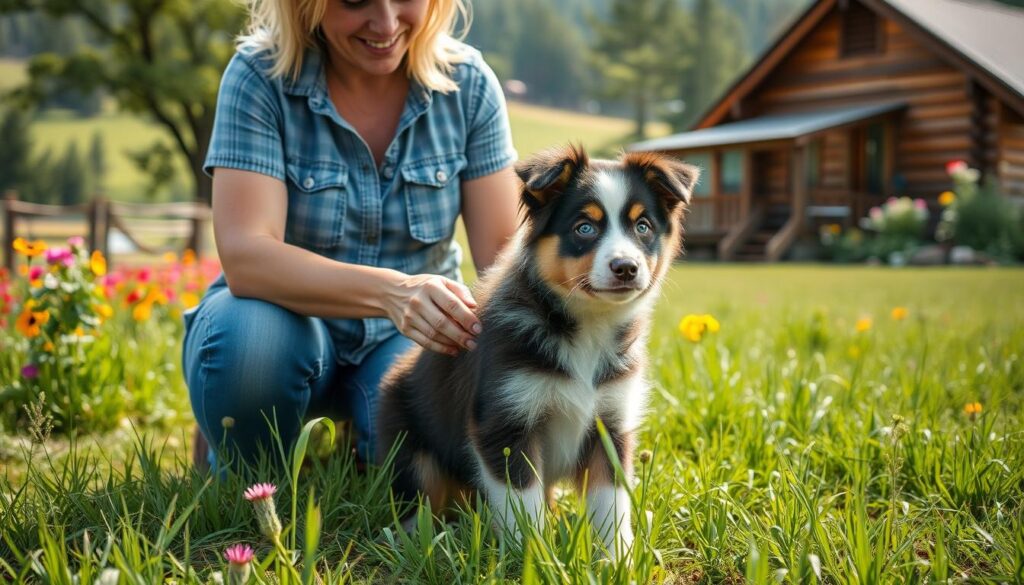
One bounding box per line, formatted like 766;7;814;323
285;158;348;251
401;153;467;244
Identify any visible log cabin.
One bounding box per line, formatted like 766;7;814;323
631;0;1024;261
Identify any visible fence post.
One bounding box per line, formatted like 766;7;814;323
2;190;17;273
87;195;110;264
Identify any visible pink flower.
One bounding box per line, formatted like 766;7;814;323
224;544;254;564
224;544;254;585
243;482;277;501
914;198;927;210
44;247;74;267
945;160;968;176
29;265;44;281
66;236;85;248
21;363;39;379
244;482;282;541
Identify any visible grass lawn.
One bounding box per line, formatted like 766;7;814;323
2;265;1022;583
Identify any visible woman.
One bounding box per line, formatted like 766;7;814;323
183;0;519;471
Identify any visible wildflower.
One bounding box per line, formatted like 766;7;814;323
182;249;197;266
180;291;200;309
43;247;74;267
132;301;153;322
95;303;114;319
244;483;282;541
890;307;908;321
945;160;968;176
42;341;54;352
938;191;956;206
162;251;178;264
224;544;254;585
13;237;47;257
67;236;85;248
855;318;872;333
21;363;39;379
963;402;983;420
679;314;721;342
222;416;235;429
638;449;652;465
16;302;50;338
848;345;862;359
90;250;107;277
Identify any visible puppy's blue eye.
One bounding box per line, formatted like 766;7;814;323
575;222;596;236
636;219;652;234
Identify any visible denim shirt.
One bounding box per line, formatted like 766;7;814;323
203;42;517;365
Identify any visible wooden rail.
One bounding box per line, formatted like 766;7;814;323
2;191;211;271
718;204;764;261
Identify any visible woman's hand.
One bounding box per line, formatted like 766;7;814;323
384;273;481;356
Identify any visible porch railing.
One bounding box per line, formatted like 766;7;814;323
685;195;742;234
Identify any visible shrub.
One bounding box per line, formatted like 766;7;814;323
936;161;1024;261
859;197;928;262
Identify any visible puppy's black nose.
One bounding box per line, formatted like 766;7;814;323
610;258;638;281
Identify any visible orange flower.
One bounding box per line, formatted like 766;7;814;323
890;307;908;321
132;302;152;322
963;402;983;417
13;237;47;257
182;249;197;266
90;250;107;277
15;301;50;338
855;318;872;333
938;191;956;207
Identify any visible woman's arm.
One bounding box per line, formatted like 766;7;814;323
213;168;479;355
460;166;521;273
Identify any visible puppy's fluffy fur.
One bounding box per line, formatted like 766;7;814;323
377;145;698;559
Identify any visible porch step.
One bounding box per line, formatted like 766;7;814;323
749;231;774;243
733;253;767;262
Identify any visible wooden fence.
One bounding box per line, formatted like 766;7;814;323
2;191;212;271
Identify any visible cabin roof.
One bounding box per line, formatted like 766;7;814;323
684;0;1024;133
629;102;904;152
886;0;1024;100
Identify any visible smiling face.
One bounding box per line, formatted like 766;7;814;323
518;147;699;306
320;0;430;80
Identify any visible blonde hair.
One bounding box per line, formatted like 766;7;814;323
237;0;470;93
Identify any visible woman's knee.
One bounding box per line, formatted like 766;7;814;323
184;289;332;456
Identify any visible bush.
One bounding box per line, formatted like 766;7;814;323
936;161;1024;262
859;197;928;262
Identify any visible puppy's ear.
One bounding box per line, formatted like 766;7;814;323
623;152;700;211
515;144;589;211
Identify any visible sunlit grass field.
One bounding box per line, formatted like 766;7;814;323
2;265;1022;583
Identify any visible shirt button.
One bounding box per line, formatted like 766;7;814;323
382;166;394;179
303;177;315;189
435;170;447;183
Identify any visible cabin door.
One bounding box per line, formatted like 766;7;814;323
850;122;886;216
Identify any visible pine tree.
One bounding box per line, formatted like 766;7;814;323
0;108;31;193
88;131;106;194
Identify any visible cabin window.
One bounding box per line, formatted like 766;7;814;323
864;123;885;194
687;152;713;197
807;140;822;187
841;2;882;57
721;150;743;194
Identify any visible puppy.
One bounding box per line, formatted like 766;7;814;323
376;145;698;560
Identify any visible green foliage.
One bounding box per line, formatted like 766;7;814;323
949;184;1024;261
1;265;1022;582
590;0;693;138
0;107;31;192
0;0;247;203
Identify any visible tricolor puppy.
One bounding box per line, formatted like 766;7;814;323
377;145;698;560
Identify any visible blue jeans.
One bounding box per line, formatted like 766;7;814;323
182;282;415;470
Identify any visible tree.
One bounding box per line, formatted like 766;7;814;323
589;0;693;139
56;142;87;205
0;0;247;204
672;0;747;129
88;130;106;193
0;108;31;193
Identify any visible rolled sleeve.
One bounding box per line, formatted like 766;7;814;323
462;56;517;180
203;53;286;181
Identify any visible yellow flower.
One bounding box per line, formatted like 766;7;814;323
855;318;872;333
132;302;153;322
963;402;983;416
95;303;114;319
182;249;197;266
679;314;720;343
13;237;47;257
43;341;55;352
828;223;841;235
74;326;85;337
90;250;107;277
890;307;908;321
15;302;50;338
180;291;200;309
162;251;178;264
939;191;956;207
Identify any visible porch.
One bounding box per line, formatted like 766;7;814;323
632;103;904;260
